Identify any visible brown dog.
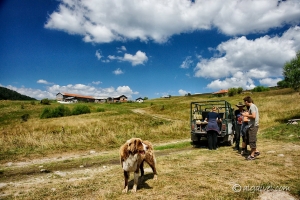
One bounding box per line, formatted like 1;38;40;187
120;138;157;193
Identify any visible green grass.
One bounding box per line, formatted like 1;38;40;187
155;141;191;150
0;88;299;162
261;123;300;142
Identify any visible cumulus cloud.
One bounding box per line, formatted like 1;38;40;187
259;78;282;87
37;79;53;85
45;0;300;43
1;83;138;100
178;89;189;96
3;84;56;99
117;46;127;53
180;56;193;69
95;49;103;60
48;84;138;98
108;50;148;66
113;68;124;75
123;51;148;66
194;26;300;90
92;81;102;85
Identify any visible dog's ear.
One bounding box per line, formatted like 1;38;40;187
127;138;136;153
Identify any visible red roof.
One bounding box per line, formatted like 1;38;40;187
214;89;228;94
63;93;95;99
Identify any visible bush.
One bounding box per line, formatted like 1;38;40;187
40;105;71;119
52;105;71;118
228;88;238;97
40;98;51;105
21;114;29;122
237;87;243;94
96;107;105;112
40;108;52;119
252;86;270;92
72;105;91;115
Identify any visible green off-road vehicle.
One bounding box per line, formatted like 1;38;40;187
190;100;235;147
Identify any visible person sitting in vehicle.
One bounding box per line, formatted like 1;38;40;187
204;106;222;150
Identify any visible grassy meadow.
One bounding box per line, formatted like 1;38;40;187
0;88;299;199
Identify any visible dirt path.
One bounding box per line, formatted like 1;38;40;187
0;139;191;199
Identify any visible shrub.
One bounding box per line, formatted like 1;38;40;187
40;108;52;119
228;88;238;97
21;114;29;121
40;106;71;119
40;98;51;105
72;105;91;115
96;107;105;112
52;105;71;118
237;87;243;94
252;86;270;92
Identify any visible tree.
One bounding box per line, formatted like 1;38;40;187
283;51;300;92
252;86;270;92
228;88;238;97
237;87;243;94
277;80;289;88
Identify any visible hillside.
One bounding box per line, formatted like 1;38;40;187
0;88;299;199
0;86;36;100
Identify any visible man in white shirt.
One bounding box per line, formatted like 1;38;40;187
242;96;260;160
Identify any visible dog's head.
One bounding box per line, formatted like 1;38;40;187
126;138;148;155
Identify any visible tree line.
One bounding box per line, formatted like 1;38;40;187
0;86;36;100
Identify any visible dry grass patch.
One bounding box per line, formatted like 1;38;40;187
1;138;299;200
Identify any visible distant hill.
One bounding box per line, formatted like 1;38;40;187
0;86;36;100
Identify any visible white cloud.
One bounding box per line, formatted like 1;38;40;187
113;68;124;75
95;49;103;60
206;76;256;91
37;79;53;85
180;56;193;69
92;81;102;85
48;84;137;98
259;78;282;87
178;89;189;96
0;83;138;100
123;51;148;66
45;0;300;43
3;84;56;99
108;50;148;66
117;86;138;95
194;26;300;91
117;46;127;53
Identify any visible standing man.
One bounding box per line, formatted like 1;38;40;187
242;96;260;160
234;102;245;151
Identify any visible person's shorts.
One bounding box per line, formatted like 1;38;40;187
248;126;259;149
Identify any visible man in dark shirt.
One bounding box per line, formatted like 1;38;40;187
234;102;245;151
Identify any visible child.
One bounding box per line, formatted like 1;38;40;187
240;108;250;155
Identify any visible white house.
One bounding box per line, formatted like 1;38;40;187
136;97;144;103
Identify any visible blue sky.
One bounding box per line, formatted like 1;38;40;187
1;0;300;100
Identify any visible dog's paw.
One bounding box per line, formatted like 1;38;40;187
122;186;128;193
131;185;137;193
153;174;158;180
